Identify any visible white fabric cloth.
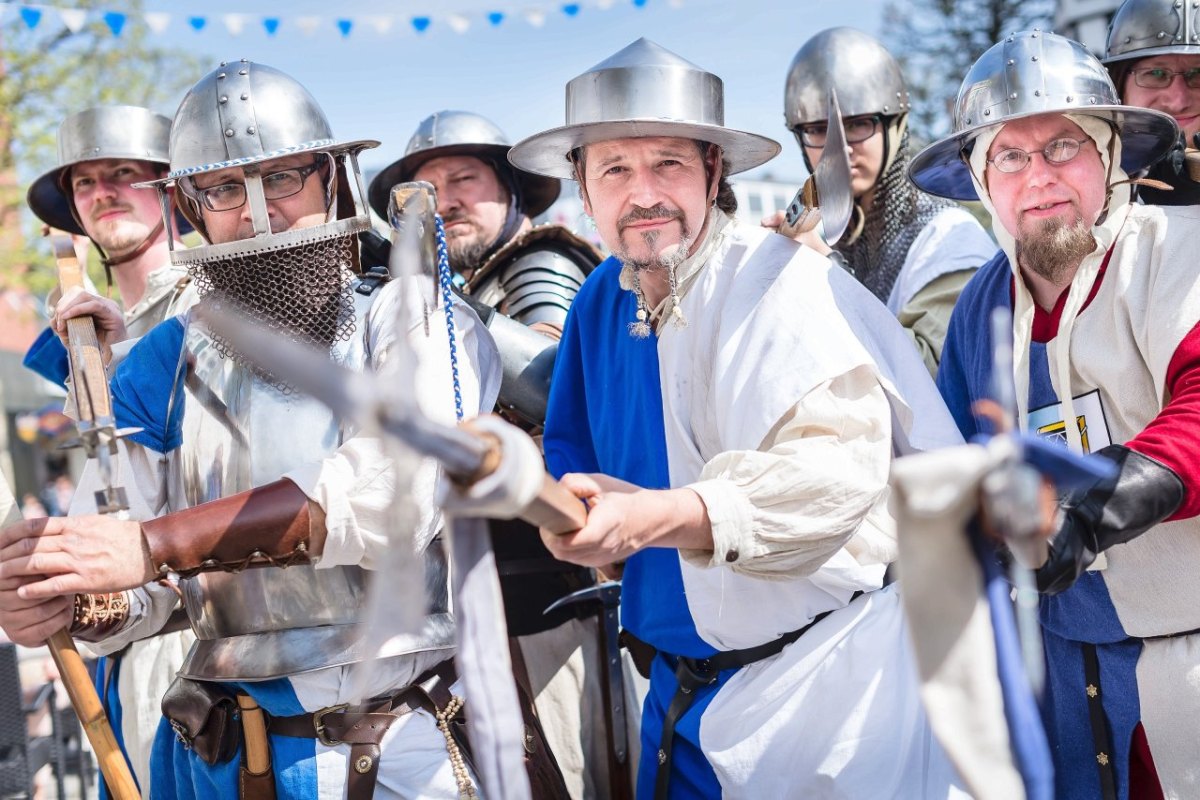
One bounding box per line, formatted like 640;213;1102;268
651;220;966;796
885;206;996;314
891;444;1028;800
0;470;18;527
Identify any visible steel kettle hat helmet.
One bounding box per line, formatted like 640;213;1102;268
1104;0;1200;64
909;30;1177;200
783;27;909;133
368;111;560;220
509;38;780;180
142;59;379;243
27;106;190;236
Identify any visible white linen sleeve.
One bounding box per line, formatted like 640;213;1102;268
681;364;893;578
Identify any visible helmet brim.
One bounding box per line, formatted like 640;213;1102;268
508;120;781;180
367;142;561;220
908;106;1178;200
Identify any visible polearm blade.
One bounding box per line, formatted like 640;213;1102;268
779;87;854;245
45;230;140;800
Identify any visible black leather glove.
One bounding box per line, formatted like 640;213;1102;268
1037;444;1185;595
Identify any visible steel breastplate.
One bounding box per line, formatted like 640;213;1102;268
174;284;453;681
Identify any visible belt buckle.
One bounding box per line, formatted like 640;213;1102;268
314;703;349;746
676;657;718;693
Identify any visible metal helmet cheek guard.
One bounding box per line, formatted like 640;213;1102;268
909;30;1178;200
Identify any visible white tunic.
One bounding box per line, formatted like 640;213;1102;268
655;221;968;797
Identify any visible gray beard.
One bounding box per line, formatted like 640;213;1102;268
448;237;492;274
615;227;694;275
1015;215;1096;286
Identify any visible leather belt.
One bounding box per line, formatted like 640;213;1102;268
653;595;860;800
267;660;461;800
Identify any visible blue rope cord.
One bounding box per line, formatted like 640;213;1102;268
434;215;465;422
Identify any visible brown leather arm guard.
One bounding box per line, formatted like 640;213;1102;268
141;479;316;579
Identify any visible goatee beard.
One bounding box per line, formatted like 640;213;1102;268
447;237;491;274
614;205;692;274
1016;214;1096;286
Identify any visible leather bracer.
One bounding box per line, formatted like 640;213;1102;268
142;479;314;579
1037;445;1185;594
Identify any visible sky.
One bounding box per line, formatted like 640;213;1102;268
101;0;893;185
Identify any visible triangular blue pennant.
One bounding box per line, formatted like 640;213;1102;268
412;16;431;32
263;17;280;35
336;18;352;36
19;7;42;29
487;11;504;26
562;3;580;15
188;16;206;31
103;11;126;35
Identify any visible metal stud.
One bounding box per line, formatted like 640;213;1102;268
1010;92;1018;100
239;69;248;76
354;755;373;774
1066;95;1074;102
1007;59;1015;65
219;61;227;67
247;126;256;135
240;57;249;62
219;95;228;104
1158;31;1167;39
983;109;991;116
1034;90;1041;97
1032;55;1039;61
225;129;235;137
217;72;226;79
241;93;249;100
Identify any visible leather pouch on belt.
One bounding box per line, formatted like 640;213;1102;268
161;676;242;765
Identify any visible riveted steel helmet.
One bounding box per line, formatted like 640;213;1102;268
1105;0;1200;64
368;111;560;220
909;30;1177;200
783;27;909;135
509;38;780;179
27;106;183;236
141;59;379;249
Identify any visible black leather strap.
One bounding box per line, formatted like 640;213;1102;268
652;594;860;800
1082;643;1118;800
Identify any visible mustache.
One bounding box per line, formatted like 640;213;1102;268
618;205;683;232
90;200;132;221
442;209;470;226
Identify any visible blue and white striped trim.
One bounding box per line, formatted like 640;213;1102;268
167;139;337;180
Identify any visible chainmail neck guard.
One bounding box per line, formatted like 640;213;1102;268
174;217;367;389
835;128;956;304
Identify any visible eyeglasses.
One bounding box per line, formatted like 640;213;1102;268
190;159;327;212
1129;66;1200;89
986;137;1090;174
796;115;882;148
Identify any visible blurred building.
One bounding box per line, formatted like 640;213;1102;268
1057;0;1122;54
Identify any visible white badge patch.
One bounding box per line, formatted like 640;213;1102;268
1028;389;1113;569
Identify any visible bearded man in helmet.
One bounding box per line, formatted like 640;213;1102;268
369;111;609;797
920;30;1200;799
517;38;968;798
772;27;996;375
24;106;198;386
1104;0;1200;205
0;60;500;799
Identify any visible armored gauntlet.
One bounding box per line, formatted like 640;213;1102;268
1037;445;1184;594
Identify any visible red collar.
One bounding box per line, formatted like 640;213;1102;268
1010;248;1114;344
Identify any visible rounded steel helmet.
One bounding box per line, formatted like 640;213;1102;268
27;106;185;236
909;30;1177;200
143;59;379;246
1104;0;1200;65
509;38;780;179
368;111;560;220
783;27;909;135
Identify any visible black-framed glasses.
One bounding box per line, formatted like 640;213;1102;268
796;115;882;148
191;158;327;212
986;137;1090;174
1130;66;1200;89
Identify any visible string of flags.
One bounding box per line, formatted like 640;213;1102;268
1;0;685;38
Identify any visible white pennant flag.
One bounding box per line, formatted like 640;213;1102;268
365;15;393;34
222;13;246;36
295;16;321;36
596;0;615;9
58;8;89;33
667;0;684;7
447;13;470;33
523;8;546;27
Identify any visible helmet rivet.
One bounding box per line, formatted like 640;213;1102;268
1007;59;1015;65
1158;31;1167;39
225;129;234;137
1010;93;1018;99
1089;97;1097;104
1066;95;1074;102
1126;36;1132;43
241;93;249;100
1031;55;1039;61
883;104;890;112
983;109;991;116
1175;0;1182;6
240;58;249;62
219;95;228;103
218;73;226;79
1034;89;1041;97
219;61;227;67
247;126;256;134
93;146;101;153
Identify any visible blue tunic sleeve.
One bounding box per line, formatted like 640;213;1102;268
111;317;187;453
23;328;71;386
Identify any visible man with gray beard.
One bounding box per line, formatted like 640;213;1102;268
920;31;1200;798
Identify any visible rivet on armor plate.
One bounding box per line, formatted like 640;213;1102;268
984;109;992;115
218;72;226;79
1031;55;1038;61
1034;90;1041;97
225;129;235;137
220;61;227;67
1089;97;1097;104
1010;93;1018;99
241;93;249;100
219;96;228;104
1158;31;1167;38
1066;96;1074;102
1007;59;1015;65
883;104;890;112
239;69;248;76
354;755;373;774
241;57;249;62
247;127;256;135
